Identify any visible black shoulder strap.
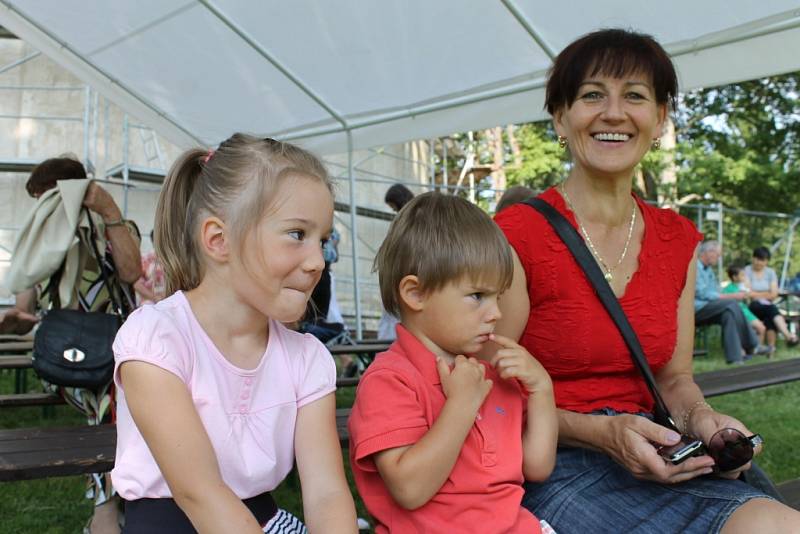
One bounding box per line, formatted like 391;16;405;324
524;197;678;431
84;208;127;319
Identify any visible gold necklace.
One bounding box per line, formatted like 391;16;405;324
559;182;636;282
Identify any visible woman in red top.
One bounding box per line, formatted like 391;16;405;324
491;29;800;533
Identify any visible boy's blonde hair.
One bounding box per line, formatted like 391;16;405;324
374;192;513;316
155;134;331;296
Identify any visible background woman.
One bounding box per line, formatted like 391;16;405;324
745;246;799;351
491;29;800;532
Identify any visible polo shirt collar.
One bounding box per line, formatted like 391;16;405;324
395;324;442;386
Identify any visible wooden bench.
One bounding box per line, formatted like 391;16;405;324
0;342;379;406
0;340;33;354
0;424;116;482
3;359;800;511
695;358;800;398
0;392;64;407
328;346;392;386
778;479;800;511
0;410;353;482
0;354;33;371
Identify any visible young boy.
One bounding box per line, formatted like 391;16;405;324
724;264;769;354
348;192;557;533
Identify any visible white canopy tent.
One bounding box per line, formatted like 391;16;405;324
1;0;799;336
1;1;799;154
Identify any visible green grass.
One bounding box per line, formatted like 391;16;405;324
2;338;799;532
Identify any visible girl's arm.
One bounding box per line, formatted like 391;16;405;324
120;361;263;534
294;393;357;533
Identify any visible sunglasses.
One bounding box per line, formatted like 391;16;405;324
706;428;764;472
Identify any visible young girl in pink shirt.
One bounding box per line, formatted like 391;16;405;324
111;134;356;533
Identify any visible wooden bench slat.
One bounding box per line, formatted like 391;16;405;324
0;392;64;407
778;479;800;511
328;343;389;356
0;355;33;370
696;359;800;398
0;424;116;481
0;341;33;354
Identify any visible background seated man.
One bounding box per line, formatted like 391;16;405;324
694;240;759;364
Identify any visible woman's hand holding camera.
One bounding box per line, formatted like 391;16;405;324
602;414;715;484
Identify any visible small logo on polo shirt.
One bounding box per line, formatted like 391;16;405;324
495;406;506;416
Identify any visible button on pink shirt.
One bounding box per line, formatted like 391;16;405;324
111;291;336;500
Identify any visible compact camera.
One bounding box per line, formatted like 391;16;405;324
657;435;705;464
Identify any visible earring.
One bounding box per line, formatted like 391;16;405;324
652;138;661;150
558;136;567;149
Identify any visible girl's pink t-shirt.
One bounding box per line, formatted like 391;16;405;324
111;291;336;500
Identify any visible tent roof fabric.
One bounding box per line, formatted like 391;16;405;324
1;0;799;154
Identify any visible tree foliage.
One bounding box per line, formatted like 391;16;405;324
675;72;800;214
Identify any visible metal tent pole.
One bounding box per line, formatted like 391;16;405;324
346;131;362;339
779;218;799;290
122;114;130;217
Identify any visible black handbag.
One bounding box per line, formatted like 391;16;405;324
32;209;127;390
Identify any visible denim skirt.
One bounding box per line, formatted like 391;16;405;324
523;415;771;533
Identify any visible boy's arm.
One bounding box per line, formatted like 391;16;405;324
489;334;557;481
522;388;558;481
373;356;492;510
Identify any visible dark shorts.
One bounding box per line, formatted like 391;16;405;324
522;412;772;534
749;301;781;330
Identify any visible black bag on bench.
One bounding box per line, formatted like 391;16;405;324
33;209;127;390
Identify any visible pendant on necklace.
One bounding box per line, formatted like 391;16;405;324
604;272;613;282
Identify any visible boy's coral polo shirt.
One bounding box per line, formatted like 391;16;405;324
348;325;542;534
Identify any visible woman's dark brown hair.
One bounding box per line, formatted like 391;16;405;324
545;28;678;115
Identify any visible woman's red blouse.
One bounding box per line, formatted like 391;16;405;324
495;188;702;414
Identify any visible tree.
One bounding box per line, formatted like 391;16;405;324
675;72;800;213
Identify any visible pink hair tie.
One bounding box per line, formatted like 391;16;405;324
203;149;215;163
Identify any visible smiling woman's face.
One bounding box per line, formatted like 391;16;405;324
554;73;666;180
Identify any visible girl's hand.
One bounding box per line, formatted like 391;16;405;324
603;414;716;484
436;355;492;414
488;334;552;394
689;408;760;479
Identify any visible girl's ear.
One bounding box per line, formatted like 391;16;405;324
199;216;229;263
398;275;425;312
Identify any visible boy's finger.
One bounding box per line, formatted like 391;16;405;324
489;333;521;349
436;357;451;379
